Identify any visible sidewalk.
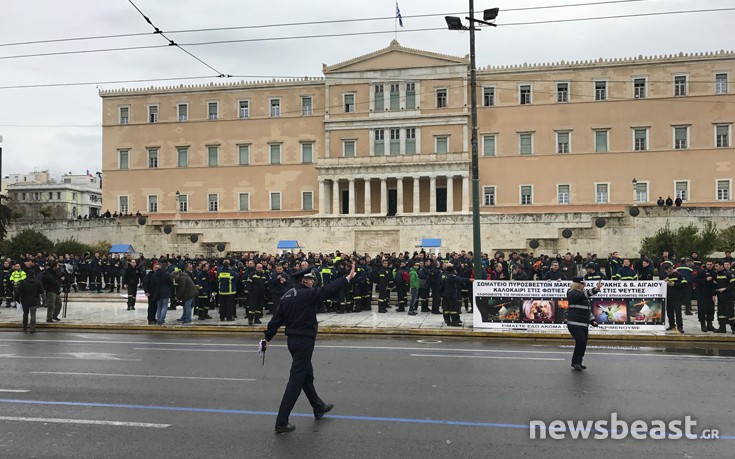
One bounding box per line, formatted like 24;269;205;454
0;292;733;342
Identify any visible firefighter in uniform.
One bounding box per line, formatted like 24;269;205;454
613;259;638;280
194;261;212;320
376;259;391;313
317;260;333;313
78;253;90;291
583;262;606;281
441;265;470;326
676;258;695;316
429;260;443;314
217;260;237;321
247;263;268;325
418;260;431;312
122;259;141;310
268;264;291;316
394;260;408;313
713;261;735;334
110;254;124;293
359;257;372;311
9;263;27;306
663;262;686;333
694;261;716;332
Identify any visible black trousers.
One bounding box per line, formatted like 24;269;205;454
126;284;137;308
567;325;589;365
667;297;684;329
89;272;101;291
147;297;157;323
418;287;429;310
430;285;441;313
276;335;327;427
698;292;715;323
219;294;235;319
716;294;734;326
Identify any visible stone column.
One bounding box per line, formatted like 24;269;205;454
332;179;340;215
364;178;372;214
429;176;437;213
462;174;470;213
396;177;404;215
380;177;388;215
348;178;355;215
318;179;326;216
413;177;420;213
446;176;454;213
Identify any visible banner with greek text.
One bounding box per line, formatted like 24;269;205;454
473;280;667;332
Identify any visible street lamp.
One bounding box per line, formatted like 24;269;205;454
175;190;181;214
445;3;498;280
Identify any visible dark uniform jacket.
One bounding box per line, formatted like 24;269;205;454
15;278;45;307
264;277;350;340
122;266;141;287
566;288;596;328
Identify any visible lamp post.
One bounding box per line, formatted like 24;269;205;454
175;190;181;217
632;178;638;203
445;4;498;280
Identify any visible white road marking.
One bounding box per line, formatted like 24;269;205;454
0;354;141;362
0;389;30;393
0;416;169;428
133;347;256;353
411;354;565;361
31;371;255;382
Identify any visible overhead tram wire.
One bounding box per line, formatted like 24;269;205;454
0;0;661;49
127;0;229;78
1;6;733;62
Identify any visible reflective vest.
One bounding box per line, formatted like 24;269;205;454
9;270;26;284
218;269;237;295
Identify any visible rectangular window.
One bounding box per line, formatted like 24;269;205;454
715;73;728;95
556;131;570;154
520;84;531;105
177;147;188;167
374;129;385;156
301;143;314;164
270;98;281;118
301;97;313;116
436;88;447;108
635;182;648;203
208;102;218;120
270;192;282;211
483;134;496;157
374;84;384;111
207;146;218;166
389;128;400;155
634;78;647;99
674;75;687;96
674;126;689;150
519;133;533;155
717;180;730;201
148;105;158;123
716;124;730;148
343;140;356;157
595;80;607;101
238;193;250;211
178;194;188;212
344;93;355;113
520;185;533;205
269;144;281;164
483;86;495;106
118;150;129;169
675;181;688;201
389;83;400;111
557;184;570;204
634;128;648;151
435;136;448;154
48;192;53;200
302;191;314;211
405;128;416;155
238;145;250;165
119;196;129;214
177;103;188;122
119;107;129;124
483;186;496;206
148;148;159;168
557;82;569;103
406;82;416;109
57;192;61;200
147;195;158;213
595;130;609;153
596;183;609;204
239;100;249;119
208;194;219;212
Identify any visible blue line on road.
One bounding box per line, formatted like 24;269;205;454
0;398;732;440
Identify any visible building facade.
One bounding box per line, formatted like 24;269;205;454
100;41;734;220
7;173;102;220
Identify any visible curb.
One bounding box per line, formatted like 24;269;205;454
1;322;733;344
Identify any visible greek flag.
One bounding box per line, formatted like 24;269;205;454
396;2;403;27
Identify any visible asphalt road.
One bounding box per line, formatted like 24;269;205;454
0;331;733;459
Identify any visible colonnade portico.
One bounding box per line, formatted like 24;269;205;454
318;174;470;216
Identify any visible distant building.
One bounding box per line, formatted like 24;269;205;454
7;173;102;220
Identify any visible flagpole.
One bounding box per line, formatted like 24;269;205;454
394;1;397;40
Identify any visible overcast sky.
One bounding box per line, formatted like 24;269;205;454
0;0;732;178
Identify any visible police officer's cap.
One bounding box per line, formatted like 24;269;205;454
292;268;316;280
572;276;585;283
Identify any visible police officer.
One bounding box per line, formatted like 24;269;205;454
566;276;602;371
263;263;356;434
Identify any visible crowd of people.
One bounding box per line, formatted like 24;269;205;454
2;248;734;334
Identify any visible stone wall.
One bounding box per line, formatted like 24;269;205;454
7;206;734;257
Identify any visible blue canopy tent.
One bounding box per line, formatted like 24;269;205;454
109;244;136;254
417;238;441;254
276;240;302;253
